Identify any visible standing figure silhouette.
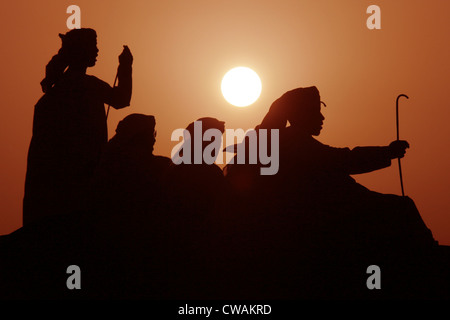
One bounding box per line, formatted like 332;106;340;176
23;28;133;226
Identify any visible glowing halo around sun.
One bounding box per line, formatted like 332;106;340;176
221;67;262;107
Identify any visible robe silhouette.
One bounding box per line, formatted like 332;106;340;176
23;28;132;226
91;113;171;217
166;117;231;298
169;117;227;215
257;86;436;250
86;113;172;298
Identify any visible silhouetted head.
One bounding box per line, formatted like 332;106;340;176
187;117;225;159
59;28;98;68
185;117;225;138
173;117;225;164
114;113;157;152
41;28;99;92
260;86;325;136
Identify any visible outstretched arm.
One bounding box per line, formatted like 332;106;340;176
106;46;133;109
346;140;409;174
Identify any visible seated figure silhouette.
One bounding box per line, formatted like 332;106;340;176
170;117;227;215
23;28;133;226
86;113;173;297
258;86;436;250
165;117;229;298
91;113;171;219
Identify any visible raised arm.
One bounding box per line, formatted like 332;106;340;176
106;46;133;109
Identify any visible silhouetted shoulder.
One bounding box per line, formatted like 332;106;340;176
153;155;172;167
85;74;111;88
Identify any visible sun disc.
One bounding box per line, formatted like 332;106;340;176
221;67;262;107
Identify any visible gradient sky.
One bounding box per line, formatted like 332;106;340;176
1;0;449;245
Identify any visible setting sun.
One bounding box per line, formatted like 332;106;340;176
221;67;262;107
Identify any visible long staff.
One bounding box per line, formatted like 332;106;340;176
396;94;409;197
105;69;119;120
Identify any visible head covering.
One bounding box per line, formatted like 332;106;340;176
260;86;321;129
59;28;97;56
40;28;97;93
172;117;225;164
114;113;156;144
185;117;225;138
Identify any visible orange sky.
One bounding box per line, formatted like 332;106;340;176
1;0;449;245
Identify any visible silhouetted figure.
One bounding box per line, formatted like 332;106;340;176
86;113;172;298
91;113;170;218
170;117;227;214
166;117;230;298
216;87;444;299
259;86;436;250
23;28;133;226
